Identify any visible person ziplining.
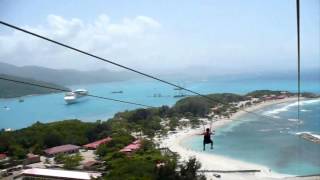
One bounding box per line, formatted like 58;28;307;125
202;128;215;151
199;118;215;151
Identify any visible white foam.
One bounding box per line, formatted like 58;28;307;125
311;134;320;139
296;132;320;140
258;129;273;132
288;119;299;122
300;109;311;112
300;99;320;105
263;99;320;115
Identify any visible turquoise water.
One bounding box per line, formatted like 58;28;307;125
181;99;320;176
0;78;319;129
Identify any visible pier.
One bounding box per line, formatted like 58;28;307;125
198;169;261;173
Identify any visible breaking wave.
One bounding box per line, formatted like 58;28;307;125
296;132;320;140
263;99;320;115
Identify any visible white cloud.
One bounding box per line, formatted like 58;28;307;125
1;14;313;75
0;14;164;71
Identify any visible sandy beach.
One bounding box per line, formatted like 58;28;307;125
158;97;319;180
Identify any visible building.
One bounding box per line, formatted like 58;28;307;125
119;139;141;154
83;137;112;150
83;160;101;170
17;168;101;180
44;144;80;156
0;153;7;160
276;95;286;99
24;153;41;165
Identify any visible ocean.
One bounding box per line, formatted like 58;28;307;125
1;78;319;175
181;99;320;176
0;78;319;129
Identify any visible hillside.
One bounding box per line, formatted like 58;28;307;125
0;74;70;98
0;62;137;85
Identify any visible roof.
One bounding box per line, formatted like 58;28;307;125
83;137;112;149
0;153;7;159
21;168;101;180
120;139;141;153
44;144;80;155
83;160;99;168
27;153;39;158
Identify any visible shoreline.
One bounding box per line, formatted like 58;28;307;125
159;97;305;180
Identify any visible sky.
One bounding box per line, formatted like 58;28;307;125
0;0;319;75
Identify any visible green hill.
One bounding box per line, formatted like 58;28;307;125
0;74;70;98
0;62;137;85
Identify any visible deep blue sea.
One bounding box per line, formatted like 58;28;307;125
181;99;320;176
0;78;319;129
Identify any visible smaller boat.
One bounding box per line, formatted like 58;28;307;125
153;93;162;97
174;87;183;90
173;89;187;98
173;94;187;98
18;99;24;103
3;106;10;111
111;90;123;94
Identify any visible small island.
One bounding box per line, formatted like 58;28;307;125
0;74;70;99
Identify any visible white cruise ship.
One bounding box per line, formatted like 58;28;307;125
64;89;88;104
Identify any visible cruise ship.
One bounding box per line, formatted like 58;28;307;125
64;89;88;104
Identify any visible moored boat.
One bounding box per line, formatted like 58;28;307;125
64;89;88;104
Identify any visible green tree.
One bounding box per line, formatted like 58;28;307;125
9;144;27;159
54;153;66;164
45;158;51;164
179;157;206;180
104;158;156;180
63;153;83;170
156;162;179;180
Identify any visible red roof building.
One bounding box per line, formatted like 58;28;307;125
44;144;80;156
24;153;41;164
119;139;141;154
83;160;101;170
276;95;286;99
0;153;7;160
83;137;112;150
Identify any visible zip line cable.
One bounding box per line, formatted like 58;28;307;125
295;1;302;174
296;0;301;121
0;76;154;108
0;21;293;122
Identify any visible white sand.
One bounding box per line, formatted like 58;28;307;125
159;97;302;180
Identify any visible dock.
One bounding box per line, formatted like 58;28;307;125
198;169;261;173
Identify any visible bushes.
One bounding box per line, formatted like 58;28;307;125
0;120;99;158
63;153;83;169
54;153;83;169
8;144;27;160
173;93;245;117
174;97;210;117
105;158;157;180
179;157;205;180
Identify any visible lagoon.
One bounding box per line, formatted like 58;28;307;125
181;99;320;176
